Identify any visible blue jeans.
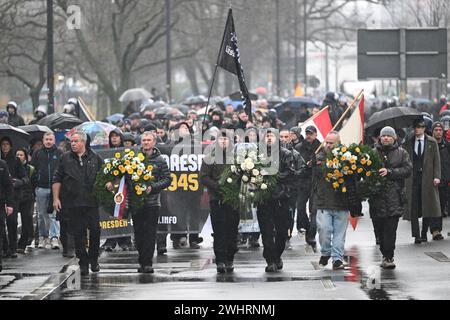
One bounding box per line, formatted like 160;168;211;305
35;188;60;239
316;209;348;262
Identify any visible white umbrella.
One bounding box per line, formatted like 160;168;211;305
119;88;153;102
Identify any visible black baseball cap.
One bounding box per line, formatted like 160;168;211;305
305;125;317;134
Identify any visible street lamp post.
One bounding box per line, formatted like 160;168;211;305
275;0;281;96
166;0;172;103
47;0;55;114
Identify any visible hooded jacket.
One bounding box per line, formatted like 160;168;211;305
0;138;27;204
108;128;124;149
0;159;13;207
6;103;25;127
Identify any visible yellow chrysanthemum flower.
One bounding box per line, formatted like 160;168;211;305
137;169;143;176
338;178;344;184
327;173;333;179
360;158;367;165
366;171;372;177
332;182;339;189
340;156;346;161
113;170;119;176
367;160;372;166
341;147;347;152
351;164;357;170
355;147;360;153
348;170;354;174
138;153;145;161
131;163;137;169
135;185;140;191
147;165;153;171
125;160;130;165
343;166;349;171
129;151;135;157
115;153;121;159
136;190;142;196
127;168;134;175
357;168;363;174
342;187;347;193
106;163;112;169
144;174;150;181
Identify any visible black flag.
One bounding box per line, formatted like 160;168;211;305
217;9;252;122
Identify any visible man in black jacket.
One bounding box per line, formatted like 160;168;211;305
200;130;239;273
31;132;63;251
107;131;171;273
1;137;27;258
432;122;449;224
0;159;14;272
369;126;412;269
295;126;321;245
6;101;25;127
257;129;298;272
53;131;103;275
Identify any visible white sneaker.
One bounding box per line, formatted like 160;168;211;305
179;236;187;247
38;237;45;249
50;238;60;250
44;238;51;250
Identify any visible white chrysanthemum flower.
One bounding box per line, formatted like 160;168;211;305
231;165;236;173
103;168;109;174
249;192;255;197
125;165;131;171
227;178;233;183
244;159;255;170
242;175;249;182
261;183;268;190
250;177;256;183
344;151;352;160
241;163;247;171
252;169;260;176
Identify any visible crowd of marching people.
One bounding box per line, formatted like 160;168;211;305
0;90;448;275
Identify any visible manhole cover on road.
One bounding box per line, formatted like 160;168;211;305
425;252;450;262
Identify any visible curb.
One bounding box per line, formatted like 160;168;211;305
22;257;79;300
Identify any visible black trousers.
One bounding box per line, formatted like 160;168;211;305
18;200;34;250
439;185;448;216
59;211;75;253
257;199;291;264
0;205;5;265
372;216;399;260
306;209;317;243
6;207;18;253
410;173;422;238
209;200;240;264
67;207;100;267
287;196;297;240
133;206;159;267
296;182;312;231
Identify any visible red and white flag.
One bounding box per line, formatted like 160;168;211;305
113;176;127;220
299;106;333;142
339;95;365;145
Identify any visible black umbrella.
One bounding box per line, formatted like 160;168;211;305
365;107;423;133
229;91;258;101
171;104;190;115
37;113;83;130
19;125;53;141
0;124;31;149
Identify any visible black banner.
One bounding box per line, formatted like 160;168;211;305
96;145;210;239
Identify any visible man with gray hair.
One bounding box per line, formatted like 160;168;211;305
52;131;103;276
369;126;412;269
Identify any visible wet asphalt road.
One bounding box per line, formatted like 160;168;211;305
54;203;450;300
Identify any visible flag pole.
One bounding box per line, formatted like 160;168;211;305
315;89;364;154
202;7;233;130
